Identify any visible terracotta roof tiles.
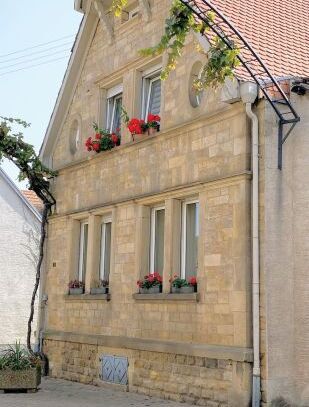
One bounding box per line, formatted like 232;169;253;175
21;190;44;214
195;0;309;78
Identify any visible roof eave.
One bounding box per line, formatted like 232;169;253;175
39;8;99;166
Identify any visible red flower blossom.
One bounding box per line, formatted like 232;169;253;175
188;276;197;286
111;133;119;145
147;113;161;123
95;133;102;140
128;118;143;135
92;142;100;152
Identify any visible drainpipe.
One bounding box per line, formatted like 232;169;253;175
240;82;260;407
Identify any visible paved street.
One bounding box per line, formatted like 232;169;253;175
1;377;194;407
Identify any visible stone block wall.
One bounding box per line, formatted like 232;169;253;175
44;338;252;406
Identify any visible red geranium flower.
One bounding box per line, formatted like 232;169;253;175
188;276;197;286
128;118;143;135
147;113;161;123
95;133;102;140
111;133;119;145
92;142;100;152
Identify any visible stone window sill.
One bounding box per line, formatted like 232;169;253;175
64;294;111;302
132;293;199;302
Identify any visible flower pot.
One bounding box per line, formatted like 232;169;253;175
69;288;84;295
171;286;195;293
0;367;41;391
139;285;161;294
90;287;109;295
179;286;194;293
171;286;180;294
148;126;158;136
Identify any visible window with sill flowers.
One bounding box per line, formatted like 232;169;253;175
85;123;120;153
137;272;162;293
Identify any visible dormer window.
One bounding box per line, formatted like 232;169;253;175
106;84;123;133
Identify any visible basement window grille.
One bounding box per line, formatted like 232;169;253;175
99;355;128;385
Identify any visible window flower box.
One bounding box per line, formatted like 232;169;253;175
137;272;162;294
170;275;197;294
124;110;160;141
90;280;109;295
68;280;84;295
171;285;195;294
139;285;162;294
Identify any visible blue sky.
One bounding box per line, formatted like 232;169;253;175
0;1;82;187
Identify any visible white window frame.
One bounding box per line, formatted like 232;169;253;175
99;215;112;281
142;65;162;120
78;221;88;282
149;205;165;274
106;84;123;132
181;199;199;279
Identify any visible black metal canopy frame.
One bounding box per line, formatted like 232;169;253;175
180;0;300;169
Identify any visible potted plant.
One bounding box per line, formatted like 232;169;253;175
127;117;148;141
68;280;84;295
0;342;41;392
137;272;162;294
147;114;160;135
90;279;109;295
85;123;120;153
170;275;197;293
122;108;161;141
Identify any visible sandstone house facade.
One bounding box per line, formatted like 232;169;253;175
39;1;309;406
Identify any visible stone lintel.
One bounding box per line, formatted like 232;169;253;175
43;330;253;362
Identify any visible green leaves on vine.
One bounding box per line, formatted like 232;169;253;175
112;0;239;89
0;117;56;189
111;0;128;17
193;38;240;89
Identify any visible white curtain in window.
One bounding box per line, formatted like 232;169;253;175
148;79;161;116
100;222;112;281
154;209;165;274
78;223;88;282
185;203;199;279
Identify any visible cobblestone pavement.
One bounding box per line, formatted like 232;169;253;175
1;377;195;407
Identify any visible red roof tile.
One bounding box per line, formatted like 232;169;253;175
195;0;309;78
21;190;44;213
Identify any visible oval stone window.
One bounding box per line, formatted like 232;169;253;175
69;119;80;155
188;61;204;108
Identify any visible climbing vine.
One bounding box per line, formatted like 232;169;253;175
0;117;56;359
0;117;56;193
111;0;239;88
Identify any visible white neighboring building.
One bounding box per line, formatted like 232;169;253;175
0;167;42;347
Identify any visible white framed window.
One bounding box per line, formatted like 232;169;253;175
106;84;123;133
142;67;162;120
181;199;199;279
150;206;165;274
78;221;89;282
99;216;112;281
